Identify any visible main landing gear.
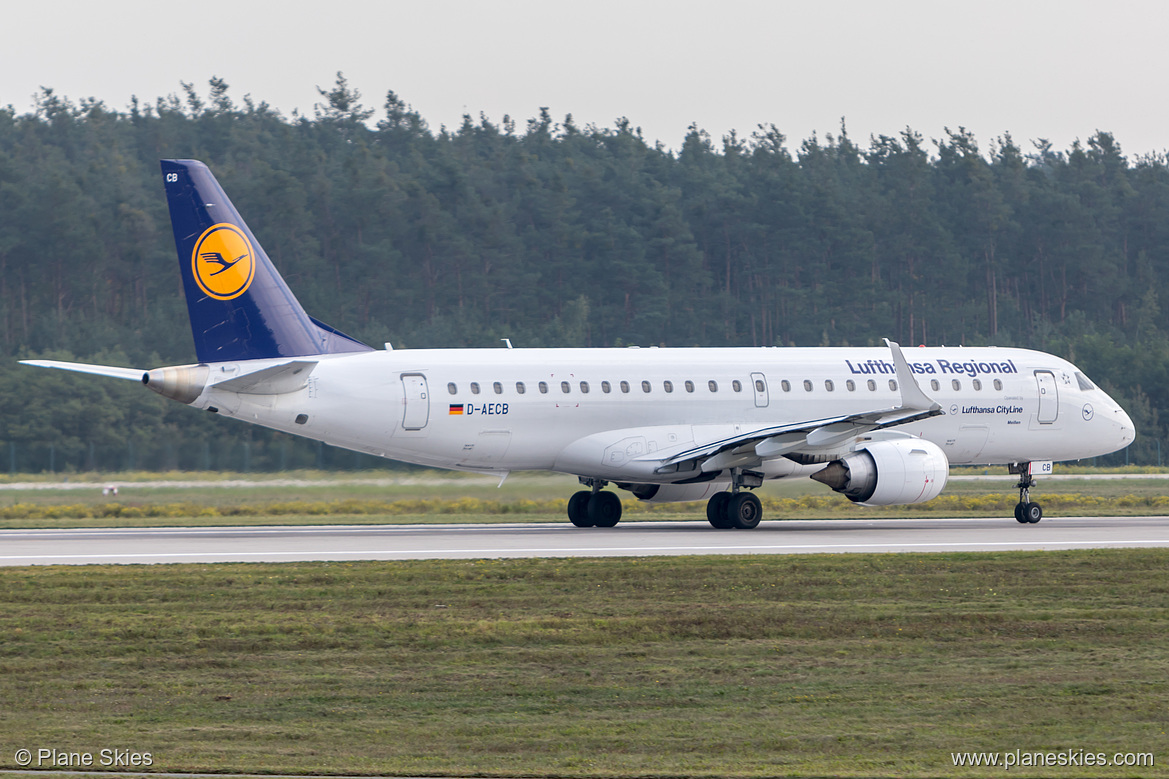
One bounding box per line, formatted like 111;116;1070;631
567;469;767;530
1010;462;1043;524
568;479;622;528
706;467;764;530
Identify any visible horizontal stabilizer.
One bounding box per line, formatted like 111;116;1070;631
211;360;318;395
20;360;145;382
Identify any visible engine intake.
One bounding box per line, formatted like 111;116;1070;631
811;439;948;506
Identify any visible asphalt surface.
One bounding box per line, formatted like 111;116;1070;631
2;516;1168;565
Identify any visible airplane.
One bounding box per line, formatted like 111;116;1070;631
22;160;1136;529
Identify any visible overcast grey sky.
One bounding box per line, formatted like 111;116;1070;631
6;0;1168;156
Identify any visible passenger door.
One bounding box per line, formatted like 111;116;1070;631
1035;370;1058;424
400;373;430;430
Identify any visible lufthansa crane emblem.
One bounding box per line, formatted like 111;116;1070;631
191;223;255;300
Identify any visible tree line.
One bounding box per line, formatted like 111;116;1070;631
0;75;1164;471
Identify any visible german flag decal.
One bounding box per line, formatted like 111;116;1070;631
449;404;464;415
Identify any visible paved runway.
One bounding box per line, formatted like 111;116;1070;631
2;516;1169;565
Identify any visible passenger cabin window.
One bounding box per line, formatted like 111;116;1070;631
620;381;630;393
471;382;481;395
951;379;961;391
708;380;718;392
973;379;982;391
642;380;652;393
539;381;548;394
516;382;526;394
994;379;1003;391
867;379;877;391
930;379;940;391
561;381;571;394
732;380;742;392
803;380;813;392
889;380;898;391
781;380;791;392
493;382;503;394
685;380;695;393
447;382;457;395
580;381;590;393
825;380;834;391
664;380;674;393
602;381;612;393
846;379;855;391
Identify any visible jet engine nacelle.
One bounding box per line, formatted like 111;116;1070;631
622;482;728;504
811;438;948;506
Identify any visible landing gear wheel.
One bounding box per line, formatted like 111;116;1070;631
729;492;763;530
588;491;623;527
1012;464;1044;525
707;492;733;529
568;491;594;527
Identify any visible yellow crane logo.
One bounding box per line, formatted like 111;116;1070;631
191;223;255;300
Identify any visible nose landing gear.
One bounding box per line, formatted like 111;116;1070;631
1010;462;1046;523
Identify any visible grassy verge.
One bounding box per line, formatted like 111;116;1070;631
3;489;1169;529
1;551;1166;777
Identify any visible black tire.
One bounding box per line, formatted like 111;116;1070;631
1024;502;1043;523
707;492;733;528
588;491;623;527
568;490;594;527
729;492;763;530
1014;502;1027;524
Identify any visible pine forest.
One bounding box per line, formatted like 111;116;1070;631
1;76;1165;471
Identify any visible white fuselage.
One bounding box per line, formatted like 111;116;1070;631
193;345;1135;489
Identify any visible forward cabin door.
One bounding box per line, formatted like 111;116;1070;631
1035;370;1058;424
751;372;769;408
401;373;430;430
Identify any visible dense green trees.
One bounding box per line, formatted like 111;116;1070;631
0;76;1164;470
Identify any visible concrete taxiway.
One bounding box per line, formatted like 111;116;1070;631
2;516;1169;565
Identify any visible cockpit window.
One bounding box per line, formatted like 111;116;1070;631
1075;372;1096;391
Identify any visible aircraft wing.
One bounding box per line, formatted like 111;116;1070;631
647;340;943;475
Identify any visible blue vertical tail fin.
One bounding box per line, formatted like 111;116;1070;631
161;159;372;363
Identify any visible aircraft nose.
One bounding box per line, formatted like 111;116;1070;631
1114;403;1136;446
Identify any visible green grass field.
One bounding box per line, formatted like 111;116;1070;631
1;551;1167;778
2;468;1169;528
